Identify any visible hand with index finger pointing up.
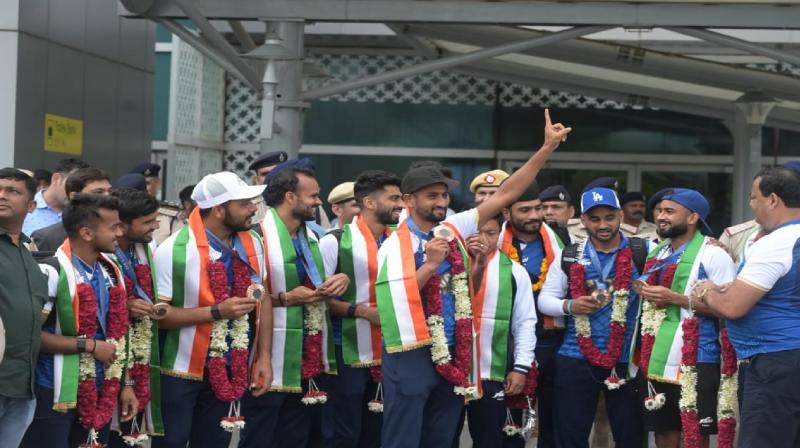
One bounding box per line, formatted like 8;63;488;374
543;108;572;150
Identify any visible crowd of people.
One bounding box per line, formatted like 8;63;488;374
0;110;798;448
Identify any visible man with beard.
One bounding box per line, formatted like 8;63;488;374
635;189;735;448
695;167;800;447
21;194;138;447
376;109;571;448
494;182;566;448
620;192;658;241
538;187;646;448
317;170;405;448
239;162;349;448
106;188;166;446
151;172;269;448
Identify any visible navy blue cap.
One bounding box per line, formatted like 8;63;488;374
660;188;712;235
619;191;646;206
580;188;621;214
129;162;161;178
113;173;147;192
582;177;618;193
540;185;572;204
263;158;316;187
648;188;671;210
249;151;288;171
783;161;800;173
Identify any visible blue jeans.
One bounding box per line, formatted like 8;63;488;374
0;394;35;448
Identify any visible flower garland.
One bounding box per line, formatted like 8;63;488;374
679;315;701;448
368;366;383;413
717;327;738;448
502;362;540;436
568;247;633;388
301;301;328;405
124;265;155;414
76;278;129;448
639;259;676;410
423;239;476;398
505;243;549;293
207;259;252;431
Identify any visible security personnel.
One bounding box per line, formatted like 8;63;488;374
619;191;658;241
540;185;576;244
129;162;162;198
469;169;509;204
327;181;359;230
718;220;759;265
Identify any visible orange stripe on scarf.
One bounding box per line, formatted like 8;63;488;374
396;222;430;342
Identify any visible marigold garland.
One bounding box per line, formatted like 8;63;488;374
568;247;633;389
76;276;130;442
423;238;476;398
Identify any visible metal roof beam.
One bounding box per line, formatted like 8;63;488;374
405;24;800;103
301;26;609;100
667;27;800;67
120;1;800;29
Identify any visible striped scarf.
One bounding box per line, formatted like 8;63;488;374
637;231;708;383
51;240;125;411
498;222;564;329
259;208;336;392
157;208;263;380
471;250;515;382
376;221;468;353
337;216;392;367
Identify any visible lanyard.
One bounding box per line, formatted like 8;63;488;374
584;240;617;288
114;246;152;304
406;218;451;274
205;230;259;280
294;226;324;288
642;241;689;282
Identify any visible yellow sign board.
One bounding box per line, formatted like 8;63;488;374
44;113;83;155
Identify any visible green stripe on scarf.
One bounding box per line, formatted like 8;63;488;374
55;266;79;407
162;227;190;371
649;231;705;376
489;253;513;381
338;225;362;365
375;260;402;349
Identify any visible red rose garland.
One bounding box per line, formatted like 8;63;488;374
207;259;252;403
679;316;701;448
717;328;738;448
368;365;384;413
76;281;129;433
505;362;539;409
422;239;474;393
123;274;152;414
568;248;633;370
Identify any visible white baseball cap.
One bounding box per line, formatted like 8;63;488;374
191;171;266;209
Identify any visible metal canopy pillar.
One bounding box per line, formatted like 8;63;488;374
257;21;306;159
730;91;777;224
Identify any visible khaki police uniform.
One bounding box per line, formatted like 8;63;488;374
153;201;186;245
719;219;760;264
620;220;659;241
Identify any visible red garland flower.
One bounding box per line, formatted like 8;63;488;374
423;239;473;389
76;281;129;431
720;328;737;377
134;264;154;300
568;248;633;370
718;417;737;448
369;365;382;384
505;363;539;409
680;410;702;448
207;259;251;403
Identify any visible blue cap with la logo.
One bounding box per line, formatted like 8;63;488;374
580;187;621;214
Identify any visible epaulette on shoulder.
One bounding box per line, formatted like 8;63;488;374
159;202;181;217
724;220;757;237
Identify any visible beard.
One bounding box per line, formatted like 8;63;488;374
657;221;689;239
292;203;317;222
510;217;542;236
376;204;403;225
126;232;153;244
419;206;447;223
223;212;253;233
587;225;619;242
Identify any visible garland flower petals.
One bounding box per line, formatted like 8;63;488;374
301;301;328;405
207;259;252;427
424;239;476;398
77;279;129;433
717;327;738;448
568;247;633;389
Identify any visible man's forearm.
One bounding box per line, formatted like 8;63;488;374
40;332;80;354
257;300;273;360
158;302;213;329
416;262;438;289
